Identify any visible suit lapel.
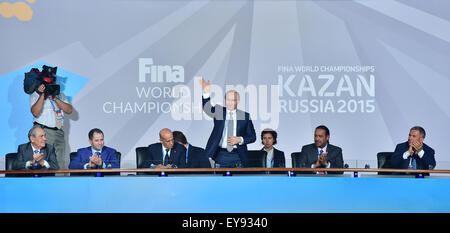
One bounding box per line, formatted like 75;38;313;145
25;143;34;161
309;145;318;162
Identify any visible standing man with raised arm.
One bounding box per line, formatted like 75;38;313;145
199;78;256;168
30;66;72;170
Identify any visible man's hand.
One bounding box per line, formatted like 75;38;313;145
37;84;45;93
408;144;414;154
227;136;242;146
313;152;328;168
33;152;45;166
411;140;423;152
155;164;172;169
198;77;210;93
89;154;103;167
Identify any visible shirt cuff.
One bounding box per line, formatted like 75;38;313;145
42;161;50;169
84;163;90;169
202;91;210;99
25;161;32;169
403;151;411;160
417;149;425;158
238;137;244;145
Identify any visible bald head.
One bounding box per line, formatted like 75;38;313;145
159;128;174;149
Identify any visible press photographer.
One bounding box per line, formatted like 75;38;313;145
28;65;73;171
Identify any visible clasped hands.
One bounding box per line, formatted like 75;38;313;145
89;154;103;168
408;140;423;154
154;164;177;169
313;152;329;168
31;152;46;166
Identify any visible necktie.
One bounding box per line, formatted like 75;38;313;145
318;149;325;174
226;112;234;152
186;146;189;164
94;151;101;176
163;149;170;166
410;155;417;169
33;150;39;167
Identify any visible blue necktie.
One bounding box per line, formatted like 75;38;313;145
34;150;39;167
163;149;170;166
186;147;189;164
94;151;101;176
33;150;39;167
410;155;417;169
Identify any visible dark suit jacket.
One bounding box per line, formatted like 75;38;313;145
299;143;344;174
187;144;211;168
202;97;256;167
68;146;120;169
261;147;285;168
146;142;186;168
391;141;436;170
13;142;59;170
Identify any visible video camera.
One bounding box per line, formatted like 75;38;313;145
24;65;60;98
40;65;60;98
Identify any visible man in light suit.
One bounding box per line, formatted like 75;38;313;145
145;128;186;169
199;78;256;168
298;125;343;174
391;126;435;170
13;125;59;174
173;131;211;168
69;128;120;170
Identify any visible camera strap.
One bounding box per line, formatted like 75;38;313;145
50;100;64;129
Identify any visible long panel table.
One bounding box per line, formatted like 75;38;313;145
1;168;450;213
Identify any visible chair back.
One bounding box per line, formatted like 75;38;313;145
5;153;18;177
247;150;266;168
377;152;393;175
291;152;302;168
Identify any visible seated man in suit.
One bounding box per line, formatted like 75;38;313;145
13;125;59;172
199;78;256;168
261;128;285;168
173;131;211;168
391;126;435;170
146;128;186;168
299;125;344;174
69;128;119;170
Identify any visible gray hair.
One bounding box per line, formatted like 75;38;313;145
225;90;240;100
28;125;43;141
410;126;426;138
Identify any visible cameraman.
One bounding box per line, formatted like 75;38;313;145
30;83;72;171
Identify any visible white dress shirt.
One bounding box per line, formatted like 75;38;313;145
25;144;50;169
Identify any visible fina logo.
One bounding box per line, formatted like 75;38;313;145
139;58;184;83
